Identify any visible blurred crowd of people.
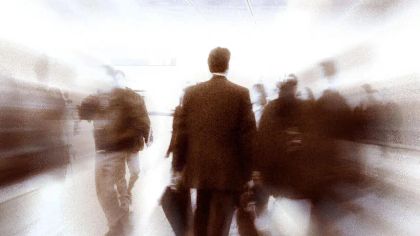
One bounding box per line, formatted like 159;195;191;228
162;48;404;236
0;47;407;236
0;57;74;185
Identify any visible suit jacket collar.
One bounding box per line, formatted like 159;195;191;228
211;74;227;81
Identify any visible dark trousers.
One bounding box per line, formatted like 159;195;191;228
236;208;259;236
193;189;236;236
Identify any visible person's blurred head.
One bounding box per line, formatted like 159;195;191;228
113;70;126;88
103;65;114;77
279;74;298;98
253;83;267;106
34;56;49;82
103;65;126;88
362;84;377;94
208;47;230;73
114;70;125;81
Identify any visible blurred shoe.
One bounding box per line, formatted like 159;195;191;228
105;218;125;236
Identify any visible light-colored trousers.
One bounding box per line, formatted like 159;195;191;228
122;152;140;194
95;151;139;227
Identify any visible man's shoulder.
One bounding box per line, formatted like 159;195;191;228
183;82;209;96
228;80;248;92
185;79;249;97
110;87;146;111
264;99;279;111
184;83;198;92
123;87;141;97
115;87;144;101
181;84;196;99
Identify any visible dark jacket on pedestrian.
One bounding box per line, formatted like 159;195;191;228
79;87;150;153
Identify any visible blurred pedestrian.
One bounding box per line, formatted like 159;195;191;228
79;68;150;235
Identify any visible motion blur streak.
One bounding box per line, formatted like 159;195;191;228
0;0;419;235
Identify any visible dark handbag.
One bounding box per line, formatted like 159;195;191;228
161;183;191;236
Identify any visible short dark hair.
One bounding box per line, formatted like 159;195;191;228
279;75;298;92
208;47;230;73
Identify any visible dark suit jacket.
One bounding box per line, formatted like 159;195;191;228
176;75;256;190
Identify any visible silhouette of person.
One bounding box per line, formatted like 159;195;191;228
33;57;69;177
0;56;70;184
251;83;268;126
78;67;150;236
255;74;369;235
110;70;151;206
309;85;365;234
356;83;402;144
175;47;257;236
255;76;309;205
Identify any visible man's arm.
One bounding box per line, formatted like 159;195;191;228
138;97;151;144
166;106;182;157
78;94;100;121
172;89;192;172
126;89;151;143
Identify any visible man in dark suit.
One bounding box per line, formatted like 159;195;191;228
175;47;257;236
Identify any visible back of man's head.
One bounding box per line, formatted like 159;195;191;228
35;56;49;82
208;47;230;73
279;75;298;97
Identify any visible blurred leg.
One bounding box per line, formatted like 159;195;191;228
95;152;126;227
237;208;259;236
126;152;140;194
309;201;341;236
114;153;130;211
179;186;193;236
237;185;260;236
207;191;236;236
194;189;211;236
254;185;271;216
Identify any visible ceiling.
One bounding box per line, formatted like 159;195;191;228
0;0;417;87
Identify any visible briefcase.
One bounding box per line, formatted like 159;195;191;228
161;185;191;236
